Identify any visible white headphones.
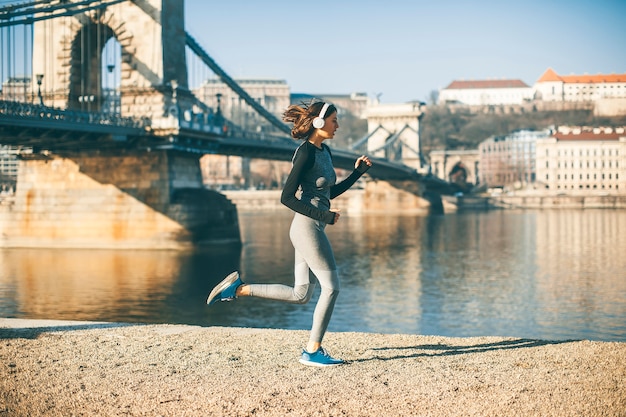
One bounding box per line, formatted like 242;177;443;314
312;102;330;129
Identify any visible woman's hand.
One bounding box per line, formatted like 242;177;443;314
330;208;341;224
355;155;372;170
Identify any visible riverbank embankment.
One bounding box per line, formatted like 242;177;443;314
224;188;626;214
1;319;624;416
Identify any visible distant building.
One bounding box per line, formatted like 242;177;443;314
1;146;22;179
199;154;243;189
291;92;370;117
193;78;290;126
0;145;32;193
534;68;626;102
1;76;32;103
534;68;626;116
438;79;533;106
478;129;553;188
438;69;626;116
535;126;626;194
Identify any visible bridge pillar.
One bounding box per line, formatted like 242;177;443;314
0;150;240;249
31;0;194;130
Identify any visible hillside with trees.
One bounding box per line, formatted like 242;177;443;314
419;106;626;157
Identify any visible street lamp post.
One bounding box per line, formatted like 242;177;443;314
36;74;44;105
215;93;222;116
215;93;224;128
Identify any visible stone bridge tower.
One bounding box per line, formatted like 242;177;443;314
31;0;193;130
4;0;241;249
362;102;426;172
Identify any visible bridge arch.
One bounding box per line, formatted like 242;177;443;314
65;18;119;111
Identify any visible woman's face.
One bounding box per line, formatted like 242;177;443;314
319;111;339;139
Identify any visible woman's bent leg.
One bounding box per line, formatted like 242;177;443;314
247;250;315;304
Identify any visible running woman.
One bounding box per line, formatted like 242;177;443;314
206;101;372;367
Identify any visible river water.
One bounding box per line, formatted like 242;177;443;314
1;209;625;342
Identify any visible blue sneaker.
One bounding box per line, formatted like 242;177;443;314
299;347;344;367
206;272;243;305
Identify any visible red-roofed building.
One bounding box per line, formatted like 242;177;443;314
534;68;626;103
438;78;533;106
535;127;626;194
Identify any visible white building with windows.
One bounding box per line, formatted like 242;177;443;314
1;77;32;103
478;129;553;188
534;68;626;102
438;79;533;106
535;127;626;194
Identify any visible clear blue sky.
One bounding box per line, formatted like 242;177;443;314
185;0;626;103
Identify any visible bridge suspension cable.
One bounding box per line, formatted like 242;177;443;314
0;0;128;28
185;33;291;136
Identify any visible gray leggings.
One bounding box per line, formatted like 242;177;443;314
248;212;340;345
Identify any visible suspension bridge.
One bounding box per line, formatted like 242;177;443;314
0;0;455;249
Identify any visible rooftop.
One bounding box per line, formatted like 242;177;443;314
537;68;626;84
444;79;530;90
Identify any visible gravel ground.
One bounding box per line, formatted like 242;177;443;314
1;319;625;417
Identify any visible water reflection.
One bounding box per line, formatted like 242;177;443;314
534;210;626;340
1;210;625;341
0;247;241;325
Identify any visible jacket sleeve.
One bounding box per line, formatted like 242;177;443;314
330;159;370;199
280;144;337;224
